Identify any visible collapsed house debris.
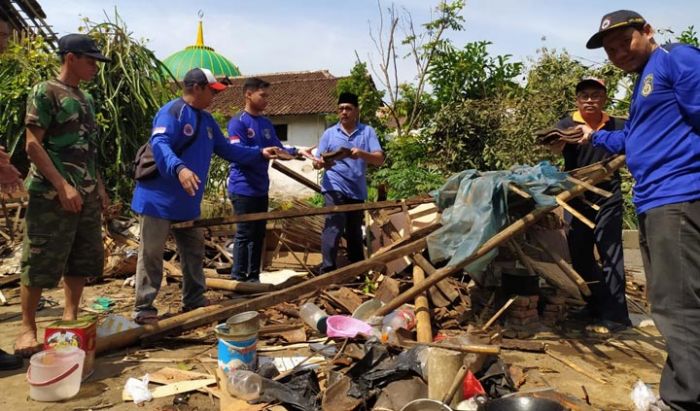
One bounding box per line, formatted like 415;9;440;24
0;155;665;410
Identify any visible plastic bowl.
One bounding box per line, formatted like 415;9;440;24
325;315;373;338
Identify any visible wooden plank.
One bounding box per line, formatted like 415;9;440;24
412;265;432;343
556;198;595;229
96;234;432;354
566;176;613;198
529;260;582;299
401;340;500;355
482;296;518;331
0;273;20;288
171;198;433;229
271;160;322;193
372;155;626;317
122;379;217;401
411;254;458;306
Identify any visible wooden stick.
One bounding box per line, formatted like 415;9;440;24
96;234;432;354
172;198;433;229
556;198;595;229
508;240;536;276
372;155;625;317
508;183;532;200
443;363;469;405
411;265;432;343
401;340;501;355
580;198;601;211
411;253;458;305
271;160;322;193
546;349;608;384
567;176;613;198
276;233;315;276
482;296;518;331
533;236;591;297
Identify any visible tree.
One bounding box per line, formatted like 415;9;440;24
677;25;699;47
368;0;465;136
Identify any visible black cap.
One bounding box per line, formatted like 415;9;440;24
575;77;606;93
58;34;111;62
183;68;226;91
338;92;359;107
586;10;646;49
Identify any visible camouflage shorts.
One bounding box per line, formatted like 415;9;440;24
20;191;104;288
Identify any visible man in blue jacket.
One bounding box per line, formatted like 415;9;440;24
314;92;384;273
226;78;310;282
131;68;277;324
579;11;700;409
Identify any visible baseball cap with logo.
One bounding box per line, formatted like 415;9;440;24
586;10;647;49
183;68;227;91
58;33;111;62
576;77;607;93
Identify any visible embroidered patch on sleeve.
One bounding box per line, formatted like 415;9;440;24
152;126;167;136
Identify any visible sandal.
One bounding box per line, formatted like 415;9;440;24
134;311;159;325
13;343;43;359
585;320;629;336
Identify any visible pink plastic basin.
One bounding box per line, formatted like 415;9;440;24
325;315;373;338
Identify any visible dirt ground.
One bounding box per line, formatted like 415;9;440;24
0;250;664;411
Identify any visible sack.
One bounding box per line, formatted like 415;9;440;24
133;142;158;181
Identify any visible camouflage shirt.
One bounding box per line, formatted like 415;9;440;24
24;79;99;197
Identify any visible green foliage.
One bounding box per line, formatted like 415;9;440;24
429;41;523;103
0;35;58;173
373;131;446;199
677;25;699;46
79;11;177;202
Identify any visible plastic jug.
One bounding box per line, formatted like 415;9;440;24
27;346;85;402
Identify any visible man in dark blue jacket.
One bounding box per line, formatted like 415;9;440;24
580;11;700;409
131;68;277;323
226;78;309;282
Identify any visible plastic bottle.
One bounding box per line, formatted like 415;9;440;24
227;370;262;401
380;305;416;344
299;302;329;334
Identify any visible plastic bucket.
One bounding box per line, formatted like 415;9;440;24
27;347;85;402
216;311;260;374
400;398;452;411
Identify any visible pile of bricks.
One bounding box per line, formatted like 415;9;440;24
504;295;539;338
540;289;568;326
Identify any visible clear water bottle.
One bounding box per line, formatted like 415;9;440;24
227;370;262;401
299;302;328;333
380;305;416;344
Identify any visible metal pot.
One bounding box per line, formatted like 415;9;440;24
477;396;567;411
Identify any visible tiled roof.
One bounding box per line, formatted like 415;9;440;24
210;70;341;117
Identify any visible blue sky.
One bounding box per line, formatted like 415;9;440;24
42;0;699;83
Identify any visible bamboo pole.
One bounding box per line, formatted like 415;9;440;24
412;265;432;343
567;176;613;198
372;155;625;317
481;296;518;331
401;340;501;355
172;198;433;229
556;198;595;229
271;160;322;193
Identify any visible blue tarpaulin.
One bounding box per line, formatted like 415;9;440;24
426;161;571;277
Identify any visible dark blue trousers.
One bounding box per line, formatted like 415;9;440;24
321;191;365;273
567;199;630;324
230;194;268;281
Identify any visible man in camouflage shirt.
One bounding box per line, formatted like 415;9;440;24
14;34;110;357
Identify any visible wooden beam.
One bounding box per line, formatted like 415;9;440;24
400;340;500;355
566;176;613;198
556;198;596;229
172;198;433;229
508;183;532;200
271;160;322;193
372;155;625;317
95;233;434;354
533;236;591;297
410;253;459;306
482;296;517;331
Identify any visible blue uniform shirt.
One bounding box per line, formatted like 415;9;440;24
226;111;296;197
131;98;262;221
593;44;700;214
316;122;383;200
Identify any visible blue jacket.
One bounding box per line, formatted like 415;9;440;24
593;44;700;214
226;111;296;197
316;122;383;200
131;98;262;221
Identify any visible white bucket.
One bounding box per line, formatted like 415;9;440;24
27;347;85;402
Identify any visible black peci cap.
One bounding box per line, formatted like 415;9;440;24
586;10;647;49
338;92;359;107
58;34;111;62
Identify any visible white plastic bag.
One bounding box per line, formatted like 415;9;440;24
124;374;153;404
631;380;659;411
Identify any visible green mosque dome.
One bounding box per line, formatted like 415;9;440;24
162;20;241;80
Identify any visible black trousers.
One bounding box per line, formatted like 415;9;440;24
639;200;700;410
230;194;269;280
567;199;630;324
321;191;364;273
